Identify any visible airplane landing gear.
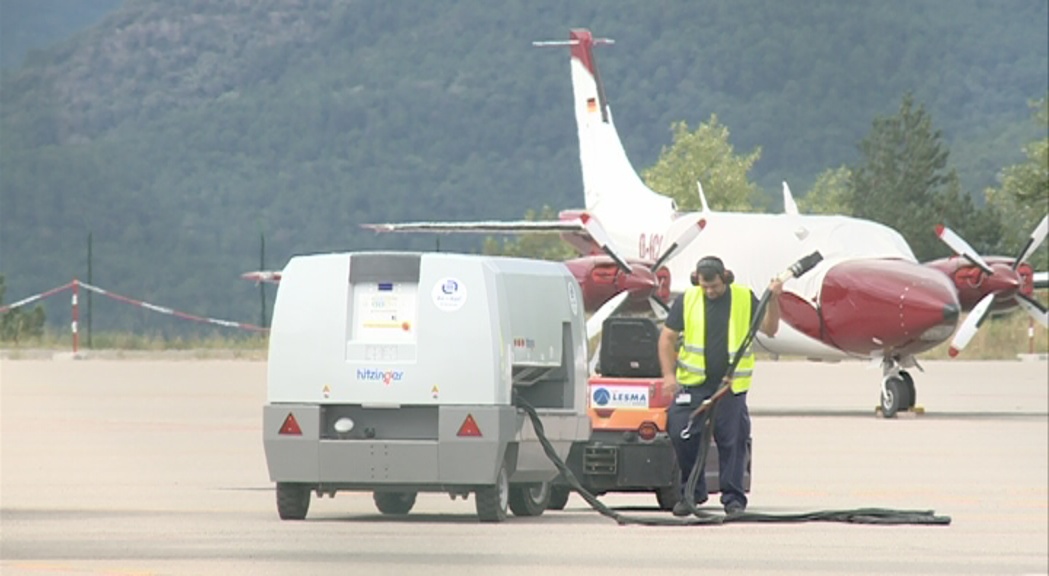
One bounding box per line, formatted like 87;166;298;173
880;359;920;418
899;370;916;408
880;375;911;418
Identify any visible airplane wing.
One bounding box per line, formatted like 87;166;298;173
361;220;586;234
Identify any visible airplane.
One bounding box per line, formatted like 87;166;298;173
357;29;1047;417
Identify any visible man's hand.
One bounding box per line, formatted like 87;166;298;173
660;375;678;404
658;326;682;403
761;279;784;337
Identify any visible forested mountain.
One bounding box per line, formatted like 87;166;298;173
1;0;1046;334
0;0;122;69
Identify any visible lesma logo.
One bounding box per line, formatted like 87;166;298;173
357;368;404;386
590;386;648;408
592;387;611;406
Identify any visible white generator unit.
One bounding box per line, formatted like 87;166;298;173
263;251;591;522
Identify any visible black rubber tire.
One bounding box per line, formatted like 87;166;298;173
881;376;911;418
475;464;509;523
373;491;417;515
547;486;571;510
276;482;311;520
655;459;682;511
900;371;917;408
509;482;551;517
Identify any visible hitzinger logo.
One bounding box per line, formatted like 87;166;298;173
357;368;404;386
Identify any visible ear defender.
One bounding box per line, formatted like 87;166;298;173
694;256;729;285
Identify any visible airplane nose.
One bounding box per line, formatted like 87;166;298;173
985;263;1021;298
818;259;961;355
943;303;960;323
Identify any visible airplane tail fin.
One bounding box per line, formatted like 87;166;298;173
539;30;675;217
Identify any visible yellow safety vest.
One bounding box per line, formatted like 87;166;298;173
675;284;755;394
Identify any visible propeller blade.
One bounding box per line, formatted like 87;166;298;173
586;291;630;341
936;224;993;275
1015;293;1048;328
588;341;602;374
651;218;706;271
1033;271;1048;290
948;292;995;357
579;213;631;274
1013;215;1048;270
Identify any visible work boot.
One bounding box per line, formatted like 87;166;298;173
724;501;745;516
672;495;707;517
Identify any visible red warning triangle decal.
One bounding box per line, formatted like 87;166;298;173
456;414;482;437
279;413;302;435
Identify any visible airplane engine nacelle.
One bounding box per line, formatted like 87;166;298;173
924;256;1033;313
815;260;961;357
563;256;667;313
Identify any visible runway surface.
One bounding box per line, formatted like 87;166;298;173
1;358;1046;575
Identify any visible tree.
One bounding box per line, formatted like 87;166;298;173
481;206;577;261
641;116;762;212
849;93;1001;261
0;274;46;342
799;166;852;214
985;96;1048;266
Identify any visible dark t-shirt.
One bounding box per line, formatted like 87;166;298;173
665;287;759;393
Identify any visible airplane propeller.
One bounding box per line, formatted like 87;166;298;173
586;291;630;341
580;214;706;342
935;225;994;275
947;292;995;357
937;215;1049;356
1015;215;1049;271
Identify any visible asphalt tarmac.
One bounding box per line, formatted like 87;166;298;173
1;358;1046;575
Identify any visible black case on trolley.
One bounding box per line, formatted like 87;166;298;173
598;317;662;378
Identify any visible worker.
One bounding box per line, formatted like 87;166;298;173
658;255;782;516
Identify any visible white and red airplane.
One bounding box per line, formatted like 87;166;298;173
357;29;1047;416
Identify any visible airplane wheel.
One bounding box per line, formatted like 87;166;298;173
509;481;550;517
547;486;571;510
373;491;417;515
881;377;911;418
276;482;311;520
900;371;916;408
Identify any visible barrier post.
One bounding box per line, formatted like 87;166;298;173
1029;318;1035;355
72;280;80;356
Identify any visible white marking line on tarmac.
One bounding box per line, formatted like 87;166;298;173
4;562;156;575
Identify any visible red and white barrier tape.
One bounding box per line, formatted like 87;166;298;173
0;280;267;332
0;281;74;313
76;281;268;332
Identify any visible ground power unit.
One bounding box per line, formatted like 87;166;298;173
263;251;591;522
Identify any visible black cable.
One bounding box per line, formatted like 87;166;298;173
516;397;951;527
513;250;951;526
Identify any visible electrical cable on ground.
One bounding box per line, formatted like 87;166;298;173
516;250;951;527
516;399;950;527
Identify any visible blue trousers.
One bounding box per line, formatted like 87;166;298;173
667;388;751;508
